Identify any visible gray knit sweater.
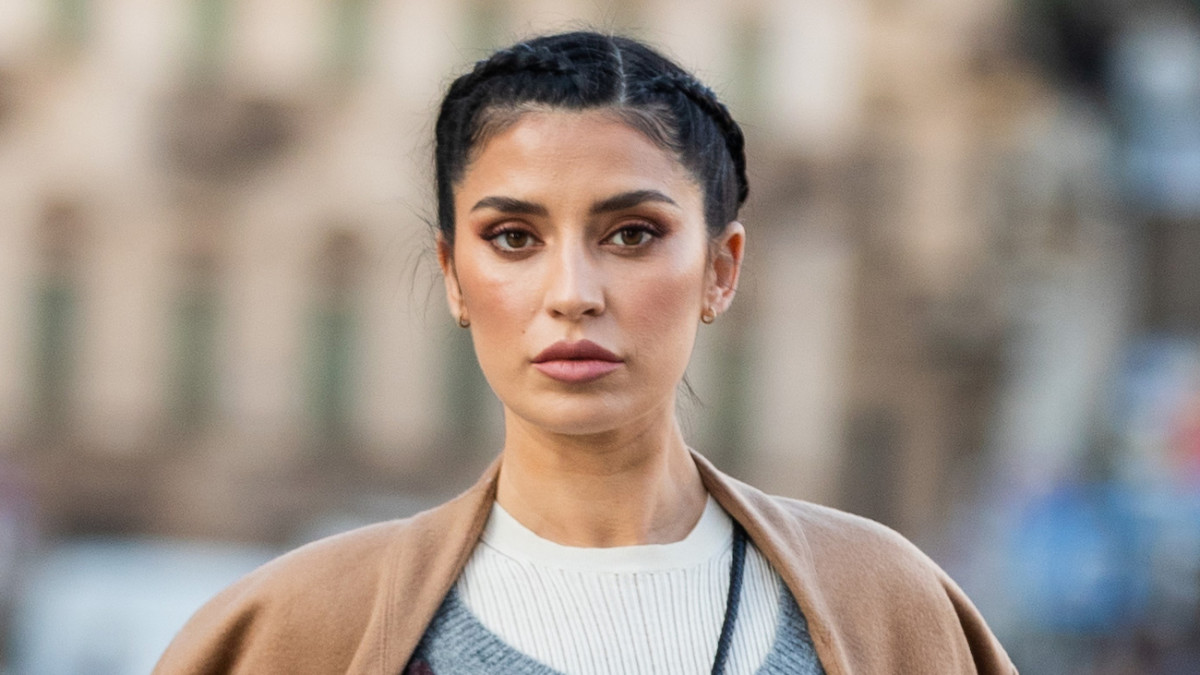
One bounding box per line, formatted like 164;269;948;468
404;586;825;674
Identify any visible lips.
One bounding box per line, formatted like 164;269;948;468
532;340;623;383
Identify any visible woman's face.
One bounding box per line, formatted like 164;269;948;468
440;109;743;438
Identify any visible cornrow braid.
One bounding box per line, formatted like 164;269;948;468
642;74;749;207
436;41;584;175
473;43;578;79
433;31;749;243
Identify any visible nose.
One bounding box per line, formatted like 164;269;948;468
543;239;605;321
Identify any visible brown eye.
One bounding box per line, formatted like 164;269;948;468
492;230;533;251
608;227;652;247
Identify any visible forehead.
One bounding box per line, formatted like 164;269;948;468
456;109;701;206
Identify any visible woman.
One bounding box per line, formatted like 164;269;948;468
155;31;1014;675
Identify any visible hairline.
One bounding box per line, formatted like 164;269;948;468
459;103;720;226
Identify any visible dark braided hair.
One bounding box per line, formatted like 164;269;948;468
434;31;749;243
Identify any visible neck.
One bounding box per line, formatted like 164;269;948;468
495;411;707;547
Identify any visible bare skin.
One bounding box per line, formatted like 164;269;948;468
494;396;706;547
439;110;743;547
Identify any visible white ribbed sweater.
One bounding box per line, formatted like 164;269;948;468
454;497;783;675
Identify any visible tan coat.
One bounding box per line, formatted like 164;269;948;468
154;452;1016;674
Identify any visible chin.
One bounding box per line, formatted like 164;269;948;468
505;392;647;438
522;403;624;437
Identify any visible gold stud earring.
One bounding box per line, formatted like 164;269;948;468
700;308;716;324
458;314;471;328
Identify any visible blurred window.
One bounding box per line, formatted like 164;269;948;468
190;0;230;75
32;199;84;436
441;319;493;452
701;325;752;469
32;282;75;433
463;0;511;52
171;256;220;433
729;12;765;113
308;228;364;453
843;407;903;527
51;0;90;49
329;0;371;78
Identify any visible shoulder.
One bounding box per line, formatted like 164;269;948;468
154;458;501;675
694;452;1015;674
217;517;414;611
701;461;944;589
154;464;500;675
152;518;416;675
757;494;1016;674
768;495;938;580
740;492;953;612
693;451;934;579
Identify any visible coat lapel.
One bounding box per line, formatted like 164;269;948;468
373;451;853;675
367;455;501;674
691;450;851;675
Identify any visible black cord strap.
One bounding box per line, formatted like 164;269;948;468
711;522;748;675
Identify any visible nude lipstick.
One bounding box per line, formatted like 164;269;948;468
531;340;623;383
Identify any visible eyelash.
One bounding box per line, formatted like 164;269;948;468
603;223;663;248
483;225;540;253
482;221;665;254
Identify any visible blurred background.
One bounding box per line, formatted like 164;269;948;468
0;0;1198;672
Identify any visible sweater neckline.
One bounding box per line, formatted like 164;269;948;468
411;583;823;675
479;495;733;572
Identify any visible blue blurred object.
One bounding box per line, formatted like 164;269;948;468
1110;13;1200;217
9;538;274;675
1010;481;1148;634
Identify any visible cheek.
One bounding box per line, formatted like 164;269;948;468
619;262;706;360
453;257;542;383
459;262;538;330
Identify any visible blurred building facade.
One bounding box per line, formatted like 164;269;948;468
0;0;1054;543
7;0;1200;673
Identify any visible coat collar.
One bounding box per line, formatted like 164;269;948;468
375;450;850;675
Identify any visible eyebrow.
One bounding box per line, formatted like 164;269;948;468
469;196;548;216
589;190;679;214
469;190;679;217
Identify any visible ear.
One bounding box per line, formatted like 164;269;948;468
705;221;745;317
437;234;466;322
